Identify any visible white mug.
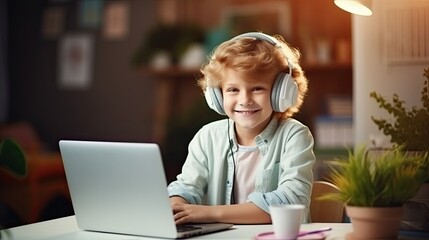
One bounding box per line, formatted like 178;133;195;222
269;204;305;239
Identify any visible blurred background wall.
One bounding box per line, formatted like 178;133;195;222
0;0;8;122
6;0;158;146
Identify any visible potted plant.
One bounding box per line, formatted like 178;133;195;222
321;145;428;239
369;67;429;152
369;67;429;232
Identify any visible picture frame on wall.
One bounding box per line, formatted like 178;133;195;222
58;34;94;90
42;6;65;39
78;0;104;29
221;2;292;38
103;1;130;40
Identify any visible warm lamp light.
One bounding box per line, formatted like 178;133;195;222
334;0;372;16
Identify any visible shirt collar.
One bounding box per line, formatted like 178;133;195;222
255;116;278;146
229;116;280;151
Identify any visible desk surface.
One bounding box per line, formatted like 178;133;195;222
1;216;428;240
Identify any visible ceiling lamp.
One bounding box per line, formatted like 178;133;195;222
334;0;373;16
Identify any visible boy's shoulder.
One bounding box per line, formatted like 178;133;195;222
278;118;309;131
195;119;230;140
201;118;229;130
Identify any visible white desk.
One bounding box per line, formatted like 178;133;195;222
1;216;427;240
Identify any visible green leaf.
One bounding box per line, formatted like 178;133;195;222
0;139;27;177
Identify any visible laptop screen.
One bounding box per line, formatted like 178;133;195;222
59;140;179;238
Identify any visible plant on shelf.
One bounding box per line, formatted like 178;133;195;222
321;145;428;239
131;23;206;68
369;67;429;152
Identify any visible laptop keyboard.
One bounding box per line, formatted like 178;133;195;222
177;225;202;232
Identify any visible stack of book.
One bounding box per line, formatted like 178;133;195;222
315;96;353;149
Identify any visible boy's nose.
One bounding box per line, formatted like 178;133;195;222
239;100;254;107
239;93;254;106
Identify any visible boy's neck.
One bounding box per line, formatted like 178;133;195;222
234;117;272;146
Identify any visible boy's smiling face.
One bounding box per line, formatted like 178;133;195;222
222;68;274;143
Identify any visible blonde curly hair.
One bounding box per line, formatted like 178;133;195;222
197;33;308;119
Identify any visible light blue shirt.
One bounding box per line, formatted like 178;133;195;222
167;117;315;222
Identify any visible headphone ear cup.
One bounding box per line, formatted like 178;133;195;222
271;73;298;112
204;86;226;115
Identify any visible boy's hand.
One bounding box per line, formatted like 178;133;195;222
171;202;219;224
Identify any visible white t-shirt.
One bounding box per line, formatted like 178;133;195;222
233;144;261;204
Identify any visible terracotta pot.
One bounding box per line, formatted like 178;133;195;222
346;205;403;239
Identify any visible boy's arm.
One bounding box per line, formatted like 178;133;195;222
170;195;188;204
171;201;271;224
213;202;272;224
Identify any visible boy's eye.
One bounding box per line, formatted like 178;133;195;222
226;88;238;92
252;87;266;92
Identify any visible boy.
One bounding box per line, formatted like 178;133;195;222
167;32;315;224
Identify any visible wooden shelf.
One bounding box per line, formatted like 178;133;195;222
139;63;352;79
139;67;200;79
303;62;352;71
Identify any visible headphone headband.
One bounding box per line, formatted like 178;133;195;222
231;32;279;46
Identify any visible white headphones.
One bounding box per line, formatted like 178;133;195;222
204;32;298;115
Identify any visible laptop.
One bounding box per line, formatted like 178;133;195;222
59;140;233;239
